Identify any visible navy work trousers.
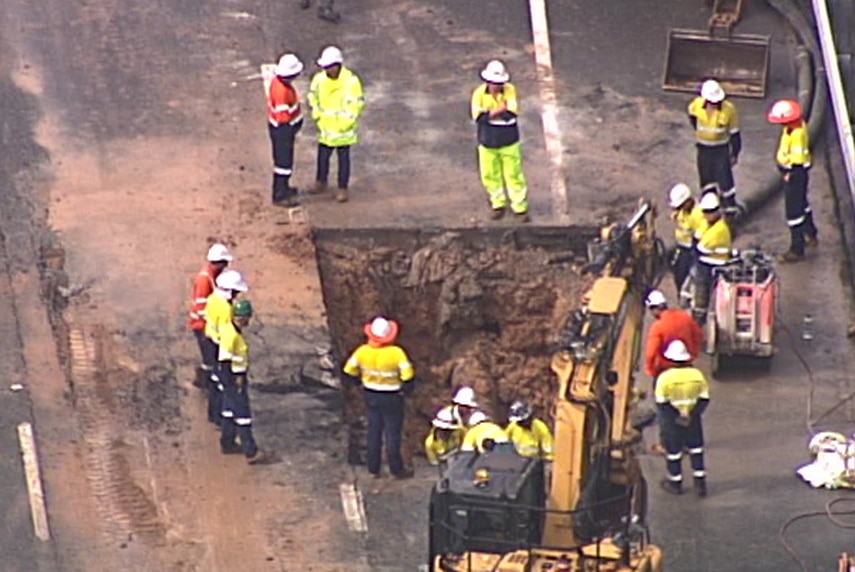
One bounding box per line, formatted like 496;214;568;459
364;389;405;476
221;376;258;458
316;143;351;190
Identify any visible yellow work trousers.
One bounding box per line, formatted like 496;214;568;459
478;142;528;214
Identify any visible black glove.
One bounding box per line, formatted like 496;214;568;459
401;380;415;397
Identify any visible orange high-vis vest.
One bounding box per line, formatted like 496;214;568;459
188;265;217;331
268;77;302;127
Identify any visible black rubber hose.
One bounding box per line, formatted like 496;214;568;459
736;0;829;227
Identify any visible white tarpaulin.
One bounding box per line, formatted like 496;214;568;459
796;431;855;489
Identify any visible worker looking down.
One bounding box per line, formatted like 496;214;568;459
218;299;273;464
505;400;554;460
690;193;732;324
767;99;818;263
188;243;232;389
204;269;249;427
343;316;415;479
461;411;509;453
471;59;529;223
687;79;742;218
424;406;464;472
450;386;479;427
644;289;703;379
667;183;705;292
267;53;304;207
655;340;710;497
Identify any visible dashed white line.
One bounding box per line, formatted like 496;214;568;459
528;0;570;223
339;482;368;533
17;422;51;541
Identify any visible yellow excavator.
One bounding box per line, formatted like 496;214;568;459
428;201;665;571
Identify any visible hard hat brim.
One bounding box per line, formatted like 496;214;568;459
363;319;399;344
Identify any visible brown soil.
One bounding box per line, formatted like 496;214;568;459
313;226;599;459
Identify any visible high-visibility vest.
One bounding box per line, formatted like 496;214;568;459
268;77;303;127
776;122;811;169
308;66;364;147
188;265;216;331
673;205;705;248
342;343;414;392
218;322;249;374
688;97;739;147
204;290;233;344
471;83;521;149
655;365;710;416
424;427;464;465
696;218;732;265
506;418;554;460
461;422;509;453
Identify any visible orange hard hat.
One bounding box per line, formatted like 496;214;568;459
767;99;802;124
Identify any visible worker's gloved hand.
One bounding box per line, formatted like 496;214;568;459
235;374;247;391
401;380;416;397
675;414;691;428
345;374;361;385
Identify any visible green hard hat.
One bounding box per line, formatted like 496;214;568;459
233;299;254;317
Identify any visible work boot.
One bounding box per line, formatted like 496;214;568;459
778;251;805;264
335;187;349;203
490;208;505;220
514;211;531;223
247;449;275;465
649;443;666;456
659;478;682;495
805;234;819;247
393;468;415;480
308;180;327;195
694;477;708;498
317;6;341;22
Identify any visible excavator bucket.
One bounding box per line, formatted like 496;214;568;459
662;28;771;99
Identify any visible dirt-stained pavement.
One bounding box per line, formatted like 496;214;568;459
2;0;855;570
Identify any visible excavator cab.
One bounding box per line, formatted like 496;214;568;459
662;0;770;98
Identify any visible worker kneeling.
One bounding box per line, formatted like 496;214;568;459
424;406;464;474
655;340;710;497
461;411;510;454
505;400;554;460
690;192;732;324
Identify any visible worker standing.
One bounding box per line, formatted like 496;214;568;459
424;407;464;474
343;316;415;479
267;53;304;207
505;400;554;460
218;299;273;464
450;386;479;427
644;290;704;379
655;340;710;497
471;60;530;223
690;193;732;324
687;79;742;218
188;244;232;389
667;183;705;292
307;46;365;204
461;411;509;453
767;99;819;263
204;269;249;427
298;0;340;22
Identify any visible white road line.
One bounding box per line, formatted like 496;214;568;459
339;482;368;533
528;0;570;223
17;422;51;541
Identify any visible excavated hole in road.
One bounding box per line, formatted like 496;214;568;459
312;225;600;465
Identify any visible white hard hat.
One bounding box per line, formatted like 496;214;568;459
317;46;344;68
480;60;510;84
207;243;233;262
668;183;692;209
699;192;721;212
645;290;668;308
468;410;489;426
432;406;458;430
369;317;393;339
276;53;304;77
215;269;249;292
452;386;478;408
663;340;692;362
700;79;725;103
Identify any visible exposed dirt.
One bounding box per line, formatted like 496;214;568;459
313;226;599;459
